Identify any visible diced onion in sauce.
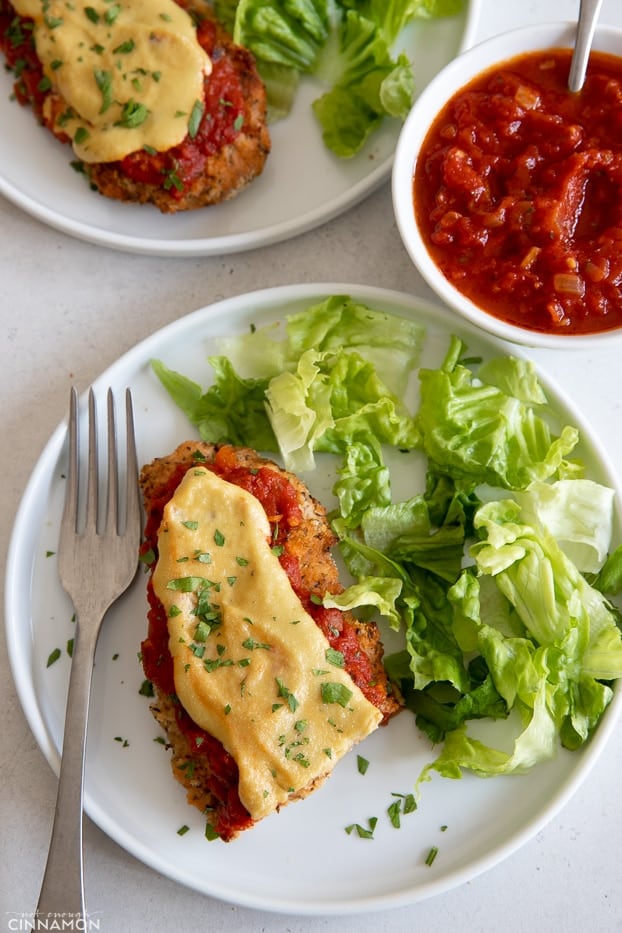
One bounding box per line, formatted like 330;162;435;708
520;246;541;269
553;273;585;296
515;84;541;109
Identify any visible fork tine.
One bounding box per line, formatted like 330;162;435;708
124;388;140;536
62;387;79;536
105;388;119;535
86;388;99;533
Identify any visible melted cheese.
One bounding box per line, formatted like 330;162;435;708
152;467;382;822
13;0;211;162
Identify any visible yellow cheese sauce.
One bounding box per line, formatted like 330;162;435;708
12;0;211;162
152;467;382;822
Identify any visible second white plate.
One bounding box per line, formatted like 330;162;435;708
5;283;622;915
0;5;480;256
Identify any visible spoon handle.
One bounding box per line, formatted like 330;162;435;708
568;0;604;93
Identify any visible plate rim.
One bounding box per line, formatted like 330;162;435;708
6;281;622;914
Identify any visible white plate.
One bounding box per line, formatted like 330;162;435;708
5;283;622;915
0;5;480;257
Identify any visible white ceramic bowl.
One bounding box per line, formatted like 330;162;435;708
392;22;622;350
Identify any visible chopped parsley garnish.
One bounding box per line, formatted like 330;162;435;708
113;38;135;54
193;620;210;642
177;824;190;836
356;755;369;775
94;68;112;113
386;792;417;828
73;126;90;145
139;679;154;697
188;99;204;139
139;547;155;567
425;846;439;866
44;13;63;29
320;682;352;708
242;637;271;651
166;576;206;593
204;655;234;672
115;98;150;128
345;817;377;839
275;678;299;713
104;3;121;25
326;647;345;668
46;648;61;668
162;166;183;191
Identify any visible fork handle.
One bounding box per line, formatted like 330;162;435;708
35;617;99;924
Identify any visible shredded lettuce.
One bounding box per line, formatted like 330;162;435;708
224;0;464;155
331;339;622;781
152;296;424;472
415;336;582;489
311;10;414;157
153;304;622;790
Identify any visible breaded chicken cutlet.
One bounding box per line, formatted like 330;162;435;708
140;442;401;841
0;0;270;212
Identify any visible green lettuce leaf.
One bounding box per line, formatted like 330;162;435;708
229;0;461;154
415;337;581;489
413;498;622;781
151;357;277;452
312;12;414;157
515;479;614;574
152;296;424;470
233;0;330;72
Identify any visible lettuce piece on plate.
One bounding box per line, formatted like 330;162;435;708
330;339;622;782
515;479;615;574
151;357;278;452
416;496;622;781
312;10;414;157
152;296;424;471
339;0;466;37
233;0;330;120
415;336;581;489
234;0;330;71
229;0;464;154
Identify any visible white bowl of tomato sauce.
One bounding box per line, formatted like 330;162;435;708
392;22;622;349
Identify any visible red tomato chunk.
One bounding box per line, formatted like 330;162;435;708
414;49;622;335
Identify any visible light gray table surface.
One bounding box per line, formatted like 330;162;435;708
2;2;622;931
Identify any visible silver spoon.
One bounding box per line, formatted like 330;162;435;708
568;0;604;92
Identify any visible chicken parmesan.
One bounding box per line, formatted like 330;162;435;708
140;442;401;841
0;0;270;211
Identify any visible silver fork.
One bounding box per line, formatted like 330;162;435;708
35;387;141;926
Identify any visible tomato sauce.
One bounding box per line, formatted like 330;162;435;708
119;18;247;197
141;446;382;840
414;49;622;335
